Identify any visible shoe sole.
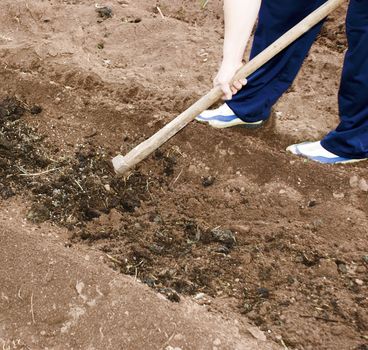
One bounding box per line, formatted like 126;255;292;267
195;118;265;130
286;144;368;164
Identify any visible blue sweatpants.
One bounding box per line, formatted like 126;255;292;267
227;0;368;159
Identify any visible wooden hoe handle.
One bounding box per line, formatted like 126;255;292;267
112;0;344;175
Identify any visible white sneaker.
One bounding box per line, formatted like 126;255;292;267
286;141;367;164
196;103;264;129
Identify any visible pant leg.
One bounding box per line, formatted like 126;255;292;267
321;0;368;159
227;0;325;122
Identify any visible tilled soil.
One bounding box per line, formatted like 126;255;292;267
0;1;367;349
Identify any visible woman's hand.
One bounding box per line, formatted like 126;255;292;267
214;61;247;100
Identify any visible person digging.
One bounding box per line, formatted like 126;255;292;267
196;0;368;164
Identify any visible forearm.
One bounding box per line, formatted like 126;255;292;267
223;0;261;65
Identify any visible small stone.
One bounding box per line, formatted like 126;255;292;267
104;184;111;192
215;246;230;254
247;326;267;341
194;293;205;300
230;224;251;234
330;325;345;336
30;105;42;115
149;244;164;255
202;176;215;187
211;228;236;248
213;338;221;346
312;218;323;229
316;259;339;278
275;111;283;117
129;17;142;23
142;277;156;288
166;290;180;303
355;279;364;286
121;198;139;212
84;127;97;138
243;303;253;313
188;165;197;173
298;252;320;267
257;287;270;299
187;197;200;207
173;334;184;341
95;5;113;19
337;262;348;274
358;178;368;192
242;252;252;265
356;266;366;273
333;192;345;199
349;175;359;188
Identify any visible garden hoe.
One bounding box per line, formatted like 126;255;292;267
112;0;344;176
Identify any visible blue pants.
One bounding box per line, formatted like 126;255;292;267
227;0;368;159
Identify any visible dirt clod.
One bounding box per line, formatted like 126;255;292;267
210;228;236;248
257;287;270;299
30;105;43;115
202;176;215;187
96;6;112;19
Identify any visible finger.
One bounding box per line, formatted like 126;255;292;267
231;86;238;95
221;84;233;100
242;78;248;86
233;81;243;90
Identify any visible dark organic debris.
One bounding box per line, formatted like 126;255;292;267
202;176;215;187
296;252;321;267
30;105;43;115
215;246;230;254
159;288;181;303
0;97;25;122
257;287;270;299
355;345;368;350
0;97;152;228
121;16;142;23
210;228;236;248
336;261;348;274
95;6;113;19
0;184;15;199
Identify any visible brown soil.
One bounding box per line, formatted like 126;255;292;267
0;202;279;350
0;1;367;349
